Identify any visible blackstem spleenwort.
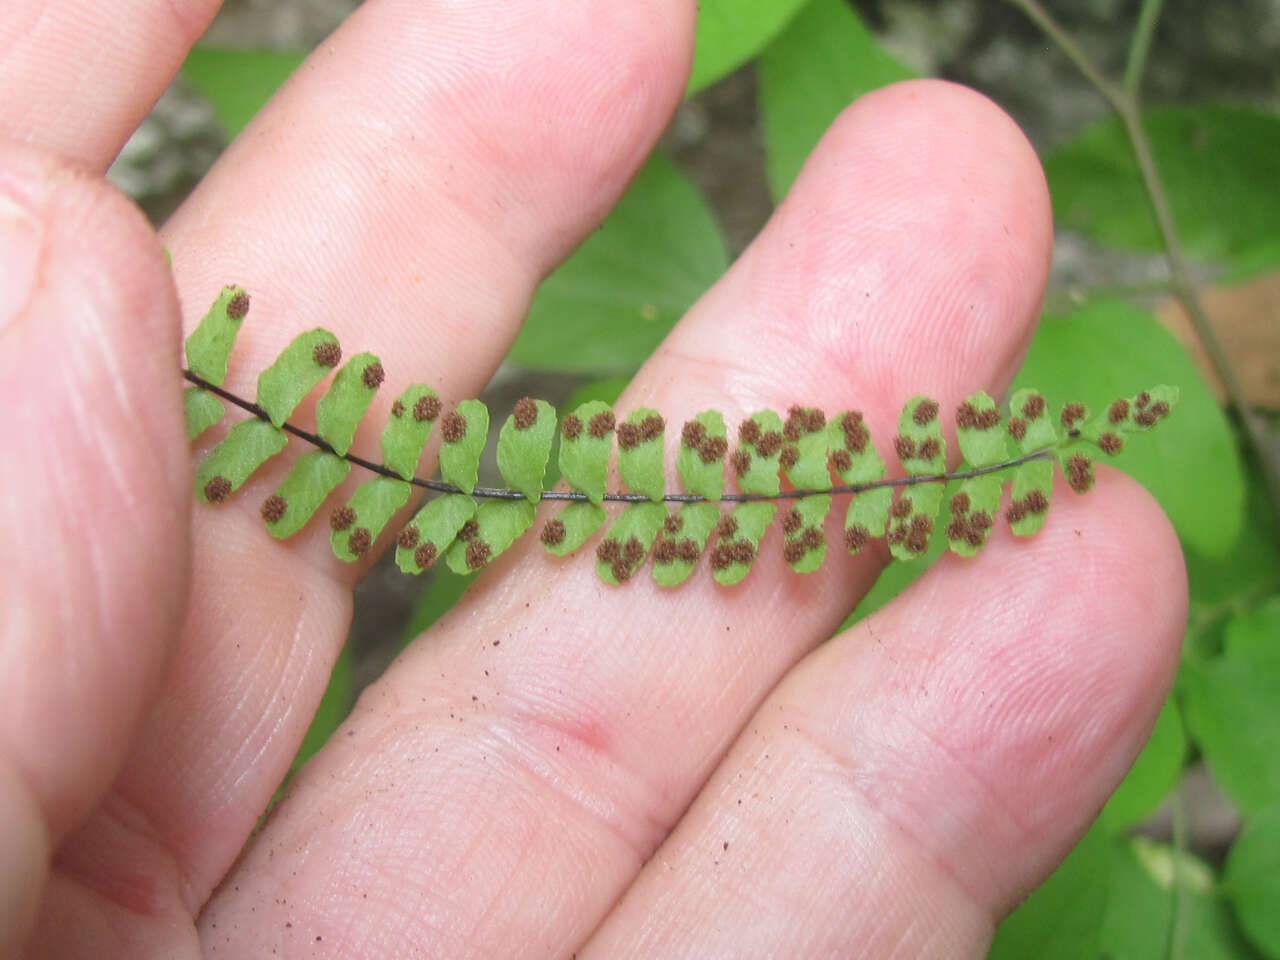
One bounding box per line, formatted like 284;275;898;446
183;286;1177;586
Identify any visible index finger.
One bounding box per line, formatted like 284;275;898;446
0;1;223;169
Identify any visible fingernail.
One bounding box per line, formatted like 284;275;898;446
0;185;42;336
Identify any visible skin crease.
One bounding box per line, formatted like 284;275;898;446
0;1;1186;957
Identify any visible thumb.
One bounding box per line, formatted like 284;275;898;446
0;144;190;951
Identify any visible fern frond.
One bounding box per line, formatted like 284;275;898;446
182;287;1179;586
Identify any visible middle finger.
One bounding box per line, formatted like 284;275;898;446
204;80;1054;956
56;0;696;925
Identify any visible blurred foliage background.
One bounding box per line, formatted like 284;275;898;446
119;1;1280;956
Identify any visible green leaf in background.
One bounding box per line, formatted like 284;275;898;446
182;47;307;139
507;152;726;374
758;0;915;198
1224;803;1280;958
686;0;812;95
1045;106;1280;269
1100;835;1258;960
291;646;352;774
1180;597;1280;818
1013;301;1244;555
989;822;1109;960
402;566;474;645
1184;465;1280;657
1100;698;1187;832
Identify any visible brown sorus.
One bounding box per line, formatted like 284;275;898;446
513;397;538;429
540;519;566;546
261;494;287;523
414;394;441;422
1098;432;1123;455
682;420;707;449
465;539;492;569
362;362;385;389
330;506;356;531
913;398;939;426
756;431;783;458
616;422;641;450
313;341;341;367
348;527;372;556
844;524;870;552
1061;403;1087;428
226;290;250;320
441;411;467;443
414;542;438;569
1021;394;1046;420
204;476;232;503
588;411;615;438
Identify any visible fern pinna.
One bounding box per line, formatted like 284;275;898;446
183;286;1177;586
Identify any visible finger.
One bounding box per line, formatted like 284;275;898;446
0;1;223;169
580;474;1186;957
0;143;187;949
202;80;1055;957
48;0;696;935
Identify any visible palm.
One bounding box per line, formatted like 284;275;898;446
0;1;1184;956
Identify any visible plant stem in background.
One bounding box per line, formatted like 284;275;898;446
1123;0;1165;96
1007;0;1280;539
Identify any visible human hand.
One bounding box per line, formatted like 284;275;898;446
0;1;1186;956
